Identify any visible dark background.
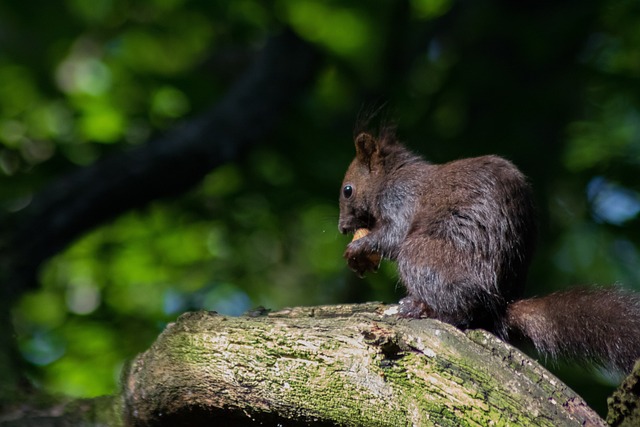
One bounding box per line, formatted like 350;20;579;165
1;0;639;417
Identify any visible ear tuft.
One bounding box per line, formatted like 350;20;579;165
377;124;398;147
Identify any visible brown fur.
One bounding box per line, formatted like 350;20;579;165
507;288;640;371
339;126;640;372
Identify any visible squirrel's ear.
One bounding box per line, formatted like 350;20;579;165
354;132;379;168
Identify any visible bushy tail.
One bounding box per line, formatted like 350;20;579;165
506;287;640;372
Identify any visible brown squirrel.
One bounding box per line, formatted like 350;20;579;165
339;124;640;372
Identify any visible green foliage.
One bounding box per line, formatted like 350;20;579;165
1;0;640;416
281;1;374;59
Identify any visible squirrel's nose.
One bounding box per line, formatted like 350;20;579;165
338;224;348;235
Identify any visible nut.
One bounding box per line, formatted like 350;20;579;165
352;228;370;242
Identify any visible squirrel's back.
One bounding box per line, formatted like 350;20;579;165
397;155;536;335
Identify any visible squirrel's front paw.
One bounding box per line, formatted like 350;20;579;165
344;241;381;278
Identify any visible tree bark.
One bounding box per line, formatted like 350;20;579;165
122;303;606;427
607;360;640;427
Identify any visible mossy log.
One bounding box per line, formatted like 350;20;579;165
607;360;640;427
123;303;606;427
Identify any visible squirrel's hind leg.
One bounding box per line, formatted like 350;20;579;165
398;296;435;318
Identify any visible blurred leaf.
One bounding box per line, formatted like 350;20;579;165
0;65;39;118
201;164;244;197
118;14;214;75
66;0;114;24
279;1;374;60
565;96;640;171
78;102;126;142
151;86;190;119
46;321;120;397
14;291;66;330
410;0;452;20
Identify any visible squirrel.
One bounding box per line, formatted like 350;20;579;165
338;123;640;373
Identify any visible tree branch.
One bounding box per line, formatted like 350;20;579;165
124;303;606;427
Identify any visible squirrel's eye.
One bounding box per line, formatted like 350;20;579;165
343;185;353;199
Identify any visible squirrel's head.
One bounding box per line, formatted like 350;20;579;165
338;129;397;234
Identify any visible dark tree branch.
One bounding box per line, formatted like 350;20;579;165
3;29;322;297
